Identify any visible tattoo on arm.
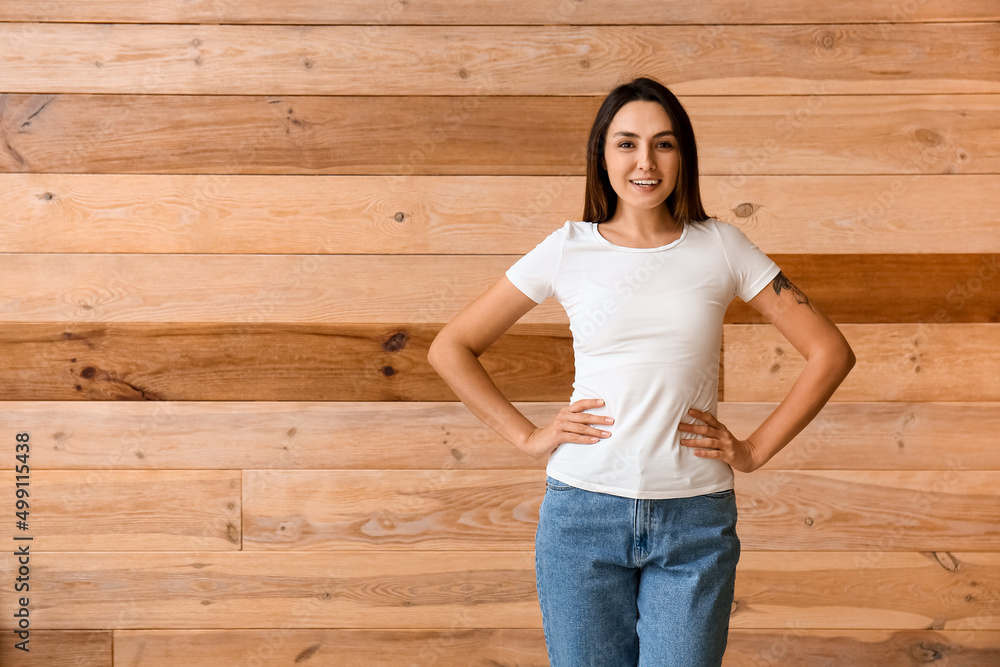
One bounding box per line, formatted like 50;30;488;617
771;271;816;312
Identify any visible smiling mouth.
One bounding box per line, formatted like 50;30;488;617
630;179;661;187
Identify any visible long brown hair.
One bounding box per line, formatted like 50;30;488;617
583;76;708;225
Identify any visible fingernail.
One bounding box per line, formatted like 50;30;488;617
597;399;604;405
605;417;613;423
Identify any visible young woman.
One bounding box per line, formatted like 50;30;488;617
427;76;855;666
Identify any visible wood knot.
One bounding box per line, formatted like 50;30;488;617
380;365;396;377
804;517;814;526
394;211;406;222
817;32;836;49
80;366;97;379
915;128;944;146
734;203;755;218
458;68;469;79
382;332;409;352
931;551;959;571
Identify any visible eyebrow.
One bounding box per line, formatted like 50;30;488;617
612;130;675;139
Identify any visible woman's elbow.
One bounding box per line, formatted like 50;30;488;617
835;339;856;377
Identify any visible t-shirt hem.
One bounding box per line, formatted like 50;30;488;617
742;264;782;303
546;470;734;499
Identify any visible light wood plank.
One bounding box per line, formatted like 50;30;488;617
239;469;1000;551
0;323;574;401
0;630;110;666
735;470;1000;551
720;402;1000;471
1;94;994;175
725;323;1000;402
242;470;546;551
1;1;996;24
3;174;997;254
0;470;241;551
2;551;995;630
2;254;998;324
9;401;996;471
0;401;549;470
2;24;998;95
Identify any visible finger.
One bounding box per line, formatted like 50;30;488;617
569;398;606;412
677;423;714;436
688;408;722;428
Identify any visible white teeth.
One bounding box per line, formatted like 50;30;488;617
631;180;659;185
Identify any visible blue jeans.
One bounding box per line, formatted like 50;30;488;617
535;475;740;667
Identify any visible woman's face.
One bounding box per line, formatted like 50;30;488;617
601;100;680;215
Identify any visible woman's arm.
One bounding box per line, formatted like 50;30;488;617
428;275;613;459
679;270;856;472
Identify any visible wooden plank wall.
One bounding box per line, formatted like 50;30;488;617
1;2;999;665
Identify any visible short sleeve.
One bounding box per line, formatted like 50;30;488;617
504;223;568;304
716;220;781;302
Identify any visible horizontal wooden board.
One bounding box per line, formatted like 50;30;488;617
724;629;1000;666
2;1;997;24
1;94;994;175
3;323;998;402
722;402;1000;471
109;628;1000;667
4;174;997;254
114;628;546;667
1;551;995;630
7;401;998;471
1;254;998;325
0;630;110;666
2;24;998;95
725;323;1000;402
0;470;241;550
0;323;575;401
237;469;1000;552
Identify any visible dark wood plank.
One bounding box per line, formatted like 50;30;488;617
1;94;994;175
109;628;1000;666
3;174;997;254
114;628;547;667
724;629;1000;666
1;0;996;24
2;24;998;95
732;254;1000;324
0;323;575;401
0;630;110;666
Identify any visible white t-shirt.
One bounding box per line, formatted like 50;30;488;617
505;218;780;499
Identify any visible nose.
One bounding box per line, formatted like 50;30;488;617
637;144;656;170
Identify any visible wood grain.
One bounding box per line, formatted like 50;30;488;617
1;94;994;175
0;630;110;666
3;174;997;254
2;24;998;95
0;470;241;551
236;469;1000;551
1;1;996;24
5;401;999;471
0;323;575;401
724;323;1000;402
0;254;997;325
2;551;995;630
